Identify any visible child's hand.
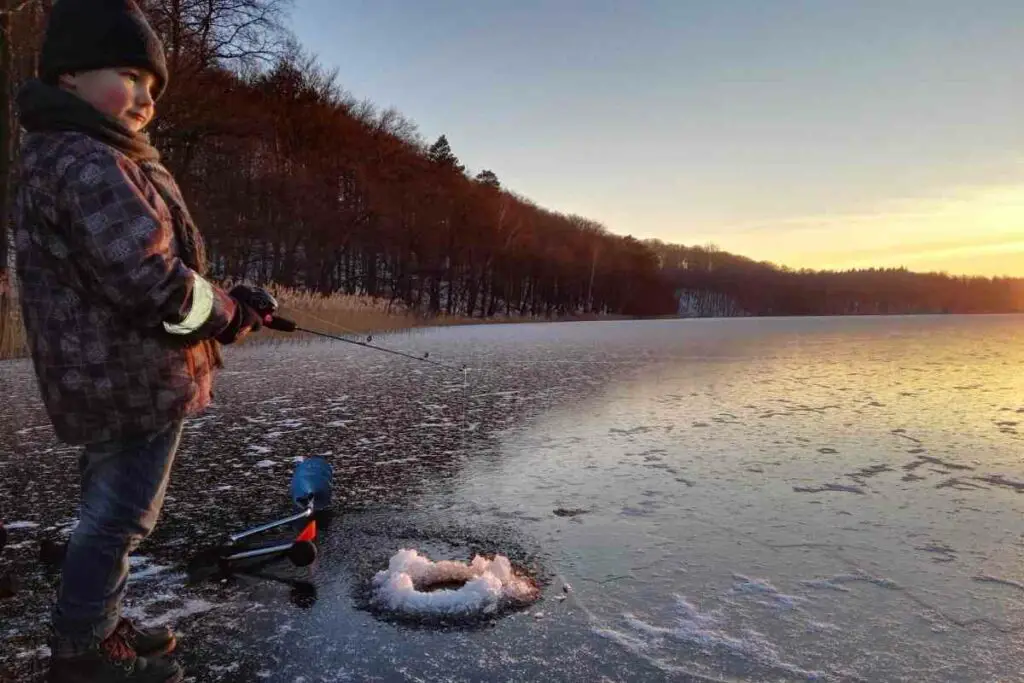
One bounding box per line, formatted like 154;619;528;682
228;285;278;325
215;299;262;344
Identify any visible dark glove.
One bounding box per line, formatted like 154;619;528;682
228;285;279;324
216;285;276;345
215;300;261;345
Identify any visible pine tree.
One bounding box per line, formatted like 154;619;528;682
474;169;500;188
427;134;465;173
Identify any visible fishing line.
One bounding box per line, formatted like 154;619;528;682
267;315;464;372
272;310;653;370
269;314;476;452
266;313;656;458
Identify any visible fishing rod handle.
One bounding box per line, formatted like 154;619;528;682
267;315;297;332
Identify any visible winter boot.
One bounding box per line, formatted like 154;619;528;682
114;618;175;657
48;627;183;683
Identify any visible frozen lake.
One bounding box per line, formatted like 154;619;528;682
2;315;1023;681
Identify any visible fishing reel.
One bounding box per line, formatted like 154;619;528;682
228;284;298;333
230;284;280;325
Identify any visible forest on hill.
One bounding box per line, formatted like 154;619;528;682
1;0;1020;326
647;242;1024;316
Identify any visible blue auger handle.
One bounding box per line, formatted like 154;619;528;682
290;457;333;511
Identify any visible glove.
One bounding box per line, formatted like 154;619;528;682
215;285;276;345
215;300;261;345
228;285;278;324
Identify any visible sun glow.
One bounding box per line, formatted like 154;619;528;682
702;184;1024;277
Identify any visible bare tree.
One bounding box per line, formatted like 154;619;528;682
143;0;292;77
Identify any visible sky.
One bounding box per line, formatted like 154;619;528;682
287;1;1024;277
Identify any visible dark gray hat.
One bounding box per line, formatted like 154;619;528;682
40;0;169;100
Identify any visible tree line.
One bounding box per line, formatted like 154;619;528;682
0;0;1020;333
647;241;1024;316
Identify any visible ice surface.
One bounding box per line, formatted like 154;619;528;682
597;595;824;680
3;316;1023;681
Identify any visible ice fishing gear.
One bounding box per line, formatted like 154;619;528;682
218;500;319;568
218;456;331;567
290;455;334;511
267;315;465;372
227;285;459;371
190;457;333;574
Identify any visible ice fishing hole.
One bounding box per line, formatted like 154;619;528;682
370;549;540;621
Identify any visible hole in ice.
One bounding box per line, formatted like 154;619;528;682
370;549;539;619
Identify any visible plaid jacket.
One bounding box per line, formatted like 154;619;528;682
14;131;235;445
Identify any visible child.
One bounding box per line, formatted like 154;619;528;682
14;1;268;681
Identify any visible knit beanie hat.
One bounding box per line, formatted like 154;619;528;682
40;0;169;100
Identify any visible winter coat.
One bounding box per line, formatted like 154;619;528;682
14;130;235;445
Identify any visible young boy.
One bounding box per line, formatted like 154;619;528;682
14;1;269;681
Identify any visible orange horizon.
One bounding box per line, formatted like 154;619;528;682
660;183;1024;280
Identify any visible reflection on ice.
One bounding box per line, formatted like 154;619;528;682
446;315;1024;682
596;595;824;681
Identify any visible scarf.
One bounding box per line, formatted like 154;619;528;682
17;78;159;160
17;79;222;366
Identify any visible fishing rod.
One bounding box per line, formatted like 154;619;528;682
232;285;466;372
263;312;474;438
265;316;466;372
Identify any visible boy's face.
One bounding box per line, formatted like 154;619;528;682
58;67;157;133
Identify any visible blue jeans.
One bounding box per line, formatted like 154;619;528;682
51;420;184;656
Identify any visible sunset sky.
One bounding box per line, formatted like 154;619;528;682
289;1;1024;277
